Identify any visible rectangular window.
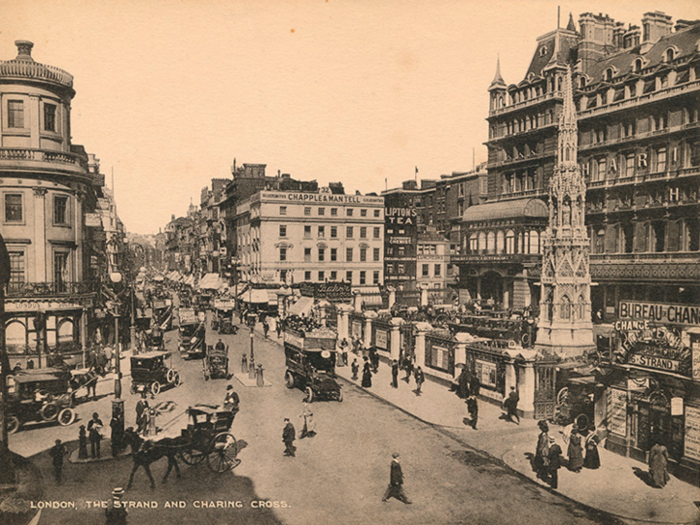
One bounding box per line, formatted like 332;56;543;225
331;208;338;216
346;208;353;217
397;264;405;275
422;264;429;277
304;225;312;237
373;227;380;239
304;248;312;262
346;226;354;238
318;271;325;281
318;225;325;237
360;248;367;262
346;247;353;262
318;207;325;216
279;225;287;237
8;251;25;285
279;206;287;215
346;270;353;283
280;247;287;261
434;264;441;276
330;271;337;281
330;226;337;238
656;148;667;173
373;271;380;284
374;209;381;217
360;227;367;238
359;271;366;285
8;100;24;128
4;194;23;222
280;270;288;282
373;248;380;261
305;271;311;281
318;248;325;262
54;195;69;225
304;207;312;216
361;209;367;217
330;248;337;261
397;246;405;256
44;103;56;132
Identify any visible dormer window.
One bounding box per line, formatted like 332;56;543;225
540;46;548;57
579;77;586;89
665;48;675;62
633;58;643;73
604;68;614;82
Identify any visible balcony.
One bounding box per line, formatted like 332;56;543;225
4;281;97;299
579;121;700;153
489;91;563;117
585;167;700;191
590;252;700;282
0;148;88;175
450;253;541;265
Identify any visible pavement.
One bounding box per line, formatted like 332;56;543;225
262;322;700;525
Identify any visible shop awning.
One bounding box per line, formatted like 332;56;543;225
289;296;314;316
462;198;548;222
198;273;224;290
240;289;272;303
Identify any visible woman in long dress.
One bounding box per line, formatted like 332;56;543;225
648;441;670;488
583;428;601;469
361;357;372;388
567;426;584;472
299;401;316;438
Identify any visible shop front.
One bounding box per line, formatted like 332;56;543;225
601;311;700;482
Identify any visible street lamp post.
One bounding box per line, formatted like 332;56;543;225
110;272;123;400
248;285;255;379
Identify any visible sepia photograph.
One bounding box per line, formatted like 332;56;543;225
0;1;699;524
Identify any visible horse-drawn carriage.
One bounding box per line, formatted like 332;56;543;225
125;404;240;488
5;368;77;434
203;344;231;381
130;351;181;396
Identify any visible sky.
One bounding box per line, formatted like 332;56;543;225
2;0;698;233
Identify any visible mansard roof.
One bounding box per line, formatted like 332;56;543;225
583;22;700;86
525;29;578;79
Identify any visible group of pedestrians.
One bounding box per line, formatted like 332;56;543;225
281;400;317;457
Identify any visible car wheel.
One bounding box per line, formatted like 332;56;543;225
305;387;314;403
285;372;295;389
58;408;76;426
337;389;343;402
40;402;59;421
151;381;161;396
167;369;177;384
174;372;182;386
7;415;20;434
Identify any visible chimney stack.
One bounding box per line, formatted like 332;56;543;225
15;40;34;61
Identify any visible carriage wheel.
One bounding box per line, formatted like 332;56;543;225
285;372;295;389
179;446;206;465
150;381;161;396
206;432;238;473
40;402;59;421
58;408;76;426
7;415;20;434
556;387;570;407
305;387;314;403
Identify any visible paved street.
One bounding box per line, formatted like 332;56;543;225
14;319;623;525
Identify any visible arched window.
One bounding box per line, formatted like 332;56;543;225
496;231;505;253
5;321;27;354
478;232;486;254
633;58;643;73
529;230;540;254
469;233;478;253
604;68;614;82
665;48;675;62
505;230;515;254
57;318;74;347
486;231;496;254
522;231;530;254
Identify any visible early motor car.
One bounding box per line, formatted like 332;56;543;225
130;351;181;396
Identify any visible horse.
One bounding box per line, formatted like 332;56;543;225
123;428;184;489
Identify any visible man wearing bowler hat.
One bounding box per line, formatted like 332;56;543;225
382;452;412;504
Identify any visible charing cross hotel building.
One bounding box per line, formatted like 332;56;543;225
462;11;700;478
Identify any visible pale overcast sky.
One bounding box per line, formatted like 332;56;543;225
2;0;698;233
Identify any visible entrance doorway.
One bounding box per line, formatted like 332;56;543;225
480;271;503;306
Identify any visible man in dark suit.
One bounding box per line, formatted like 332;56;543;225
382;452;412;504
391;360;399;388
282;418;296;457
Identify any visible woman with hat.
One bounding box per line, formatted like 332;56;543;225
567;425;584;472
534;420;550;482
583;425;601;469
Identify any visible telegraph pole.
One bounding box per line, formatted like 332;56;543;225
0;232;15;483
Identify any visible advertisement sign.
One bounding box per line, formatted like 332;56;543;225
375;330;388;350
300;282;351;301
475;359;497;389
693;343;700;382
213;299;236;310
84;213;102;227
671;397;684;416
607;389;627;436
619;301;700;327
684;405;700;462
628;354;681;373
352;321;363;340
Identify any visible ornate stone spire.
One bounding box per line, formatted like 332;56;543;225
488;55;506;91
536;66;594;357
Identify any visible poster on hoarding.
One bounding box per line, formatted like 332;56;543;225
607;389;627;436
375;329;388;350
476;359;497;389
352;320;363;340
684;405;700;462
